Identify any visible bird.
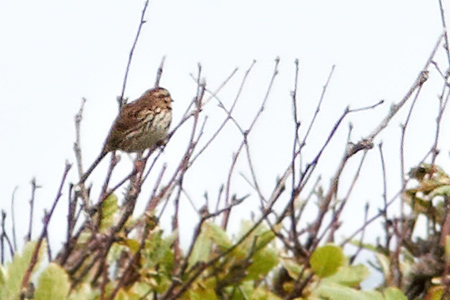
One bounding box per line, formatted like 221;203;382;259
79;87;173;184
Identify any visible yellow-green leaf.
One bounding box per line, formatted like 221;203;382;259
247;246;278;280
251;288;282;300
424;286;445;300
3;241;43;300
253;229;276;253
182;278;217;300
280;258;303;279
35;263;70;300
374;253;390;278
325;264;369;287
142;231;174;277
68;283;94;300
188;228;212;269
384;287;407;300
310;244;344;278
360;290;384;300
204;222;232;250
0;265;5;286
123;238;141;254
100;193;118;232
430;185;450;198
314;281;383;300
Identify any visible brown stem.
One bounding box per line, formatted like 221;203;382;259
78;151;108;184
21;162;71;292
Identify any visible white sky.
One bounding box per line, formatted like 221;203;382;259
1;0;449;287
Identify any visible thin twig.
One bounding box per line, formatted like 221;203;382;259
119;0;151;107
300;65;335;150
1;211;15;264
349;203;369;264
10;187;18;251
222;58;280;229
171;79;206;268
21;162;72;292
74;97;87;179
326;149;369;242
438;0;450;67
145;163;167;211
99;153;120;201
190;61;256;164
26;178;40;242
367;34;442;141
378;143;391;250
290;58;302;255
431;78;450;166
155;56;166;87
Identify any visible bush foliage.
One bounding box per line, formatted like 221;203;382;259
3;3;450;300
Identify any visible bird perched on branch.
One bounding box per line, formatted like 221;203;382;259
79;87;173;183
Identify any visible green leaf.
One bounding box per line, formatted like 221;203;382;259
228;280;253;299
0;265;5;286
325;264;369;287
143;231;174;272
3;241;43;300
374;253;390;278
123;238;141;254
310;244;344;278
360;290;385;300
204;222;232;250
250;288;282;300
247;246;279;280
237;221;267;244
313;282;383;300
183;278;217;300
253;229;276;253
115;289;127;300
280;258;304;279
188;227;212;269
132;282;154;298
139;231;174;294
430;185;450;198
424;286;444;300
100;193;118;232
347;240;379;252
384;287;407;300
35;263;70;300
0;266;5;300
68;283;94;300
233;222;278;261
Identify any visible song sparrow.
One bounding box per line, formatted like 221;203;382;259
79;87;173;183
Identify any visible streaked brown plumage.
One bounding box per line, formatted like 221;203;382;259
79;87;172;183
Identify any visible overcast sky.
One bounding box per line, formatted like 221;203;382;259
1;0;449;286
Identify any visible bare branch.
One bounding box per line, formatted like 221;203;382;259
300;65;335;149
119;0;151;107
26;178;40;242
367;34;443;141
21;162;72;292
155;56;166;87
10;187;18;251
438;0;450;67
